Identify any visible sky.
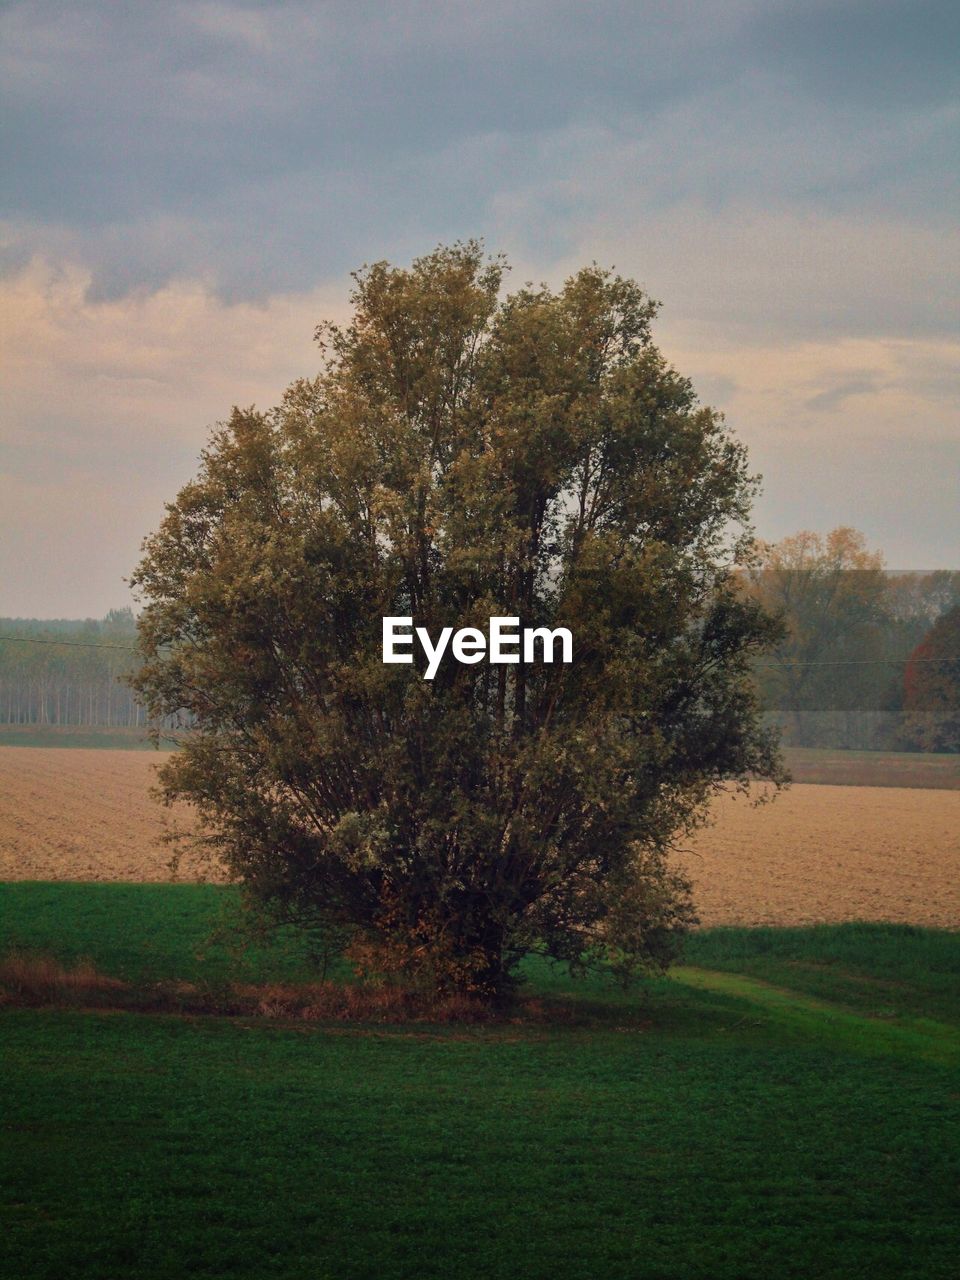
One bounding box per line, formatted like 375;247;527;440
1;0;958;617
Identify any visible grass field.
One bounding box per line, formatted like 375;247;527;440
0;725;157;750
2;743;958;1278
2;883;959;1279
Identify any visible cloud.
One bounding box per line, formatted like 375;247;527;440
0;256;351;615
750;0;960;110
0;256;348;475
652;330;960;565
548;198;958;344
804;378;880;413
2;1;955;305
1;2;734;225
1;251;957;618
1;1;957;610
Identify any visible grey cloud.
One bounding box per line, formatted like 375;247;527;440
749;431;960;568
4;1;959;614
1;1;741;226
750;0;960;109
804;377;880;412
4;0;955;311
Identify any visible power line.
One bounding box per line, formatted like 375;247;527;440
0;633;956;666
755;657;958;668
0;635;139;651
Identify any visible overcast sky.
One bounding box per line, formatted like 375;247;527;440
1;0;958;617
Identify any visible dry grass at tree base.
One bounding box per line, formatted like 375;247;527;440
1;745;958;928
0;950;520;1022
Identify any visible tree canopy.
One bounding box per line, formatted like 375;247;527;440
132;242;783;998
904;606;960;752
746;534;960;749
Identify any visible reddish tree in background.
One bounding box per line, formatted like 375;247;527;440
903;606;960;752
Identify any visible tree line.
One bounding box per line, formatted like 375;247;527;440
1;540;957;749
0;609;151;728
746;529;960;751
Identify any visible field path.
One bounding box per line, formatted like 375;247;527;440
671;967;960;1066
1;746;959;926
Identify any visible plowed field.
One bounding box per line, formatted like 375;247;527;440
0;747;214;883
1;746;958;926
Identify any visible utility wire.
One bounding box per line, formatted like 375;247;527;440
0;636;140;651
755;657;958;668
0;634;956;666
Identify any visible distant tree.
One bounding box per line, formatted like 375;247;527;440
131;242;783;1000
0;611;142;728
746;528;891;743
886;572;960;635
903;606;960;752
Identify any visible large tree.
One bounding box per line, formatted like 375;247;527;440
132;242;782;999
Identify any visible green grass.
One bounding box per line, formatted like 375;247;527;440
683;922;960;1025
2;883;959;1279
0;882;320;986
0;725;160;750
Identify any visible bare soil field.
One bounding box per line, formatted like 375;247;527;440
676;785;960;928
0;746;215;883
1;745;958;927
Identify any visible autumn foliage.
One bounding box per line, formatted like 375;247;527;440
904;606;960;752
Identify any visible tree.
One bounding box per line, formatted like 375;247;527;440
746;528;891;745
131;242;783;1000
903;606;960;752
0;611;144;728
886;571;960;637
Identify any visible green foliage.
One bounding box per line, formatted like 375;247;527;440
749;528;889;715
5;882;959;1027
5;1006;955;1280
131;242;783;996
683;921;960;1024
0;882;320;986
